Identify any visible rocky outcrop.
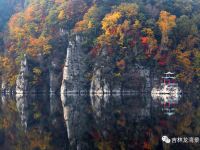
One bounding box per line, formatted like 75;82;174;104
90;64;151;95
16;55;30;94
61;35;87;94
90;68;110;96
50;57;64;93
50;28;68;93
133;64;151;92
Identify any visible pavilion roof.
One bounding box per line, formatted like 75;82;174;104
164;72;174;74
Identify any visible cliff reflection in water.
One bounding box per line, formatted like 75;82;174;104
0;94;200;150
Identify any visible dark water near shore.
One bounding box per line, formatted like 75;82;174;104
0;94;199;150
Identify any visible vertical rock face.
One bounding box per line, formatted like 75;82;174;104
50;28;68;93
90;68;110;95
16;55;29;94
134;64;151;92
61;35;86;94
50;57;63;93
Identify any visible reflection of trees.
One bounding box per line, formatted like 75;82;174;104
49;94;68;150
90;95;152;149
1;94;199;149
150;97;200;150
0;95;21;149
0;94;68;150
170;101;200;150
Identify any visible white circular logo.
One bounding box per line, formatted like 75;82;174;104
162;135;171;143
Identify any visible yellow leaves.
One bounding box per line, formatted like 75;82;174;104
98;3;138;47
8;75;17;87
97;141;112;150
32;67;42;84
97;34;111;46
55;0;65;4
142;28;154;37
27;128;51;150
174;49;197;84
102;12;122;35
88;21;94;28
0;56;14;73
157;11;176;34
133;19;141;29
74;5;100;33
33;67;42;76
176;50;191;68
43;44;52;55
58;10;65;20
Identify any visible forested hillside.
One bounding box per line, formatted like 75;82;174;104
0;0;199;93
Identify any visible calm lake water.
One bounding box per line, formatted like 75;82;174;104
0;94;199;150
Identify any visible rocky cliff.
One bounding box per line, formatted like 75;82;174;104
16;55;30;94
90;68;110;95
61;35;87;94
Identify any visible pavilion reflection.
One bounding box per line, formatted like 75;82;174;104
152;93;181;116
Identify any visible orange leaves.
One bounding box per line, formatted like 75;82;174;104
0;56;17;86
157;11;176;34
28;36;52;57
24;5;35;21
141;37;148;45
74;20;89;32
7;1;53;58
143;141;151;150
8;13;24;36
0;56;13;71
157;11;176;46
141;32;158;58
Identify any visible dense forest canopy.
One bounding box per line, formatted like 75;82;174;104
0;0;199;90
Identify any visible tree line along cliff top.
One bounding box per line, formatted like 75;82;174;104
0;0;199;91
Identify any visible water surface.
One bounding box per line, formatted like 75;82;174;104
0;94;199;150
